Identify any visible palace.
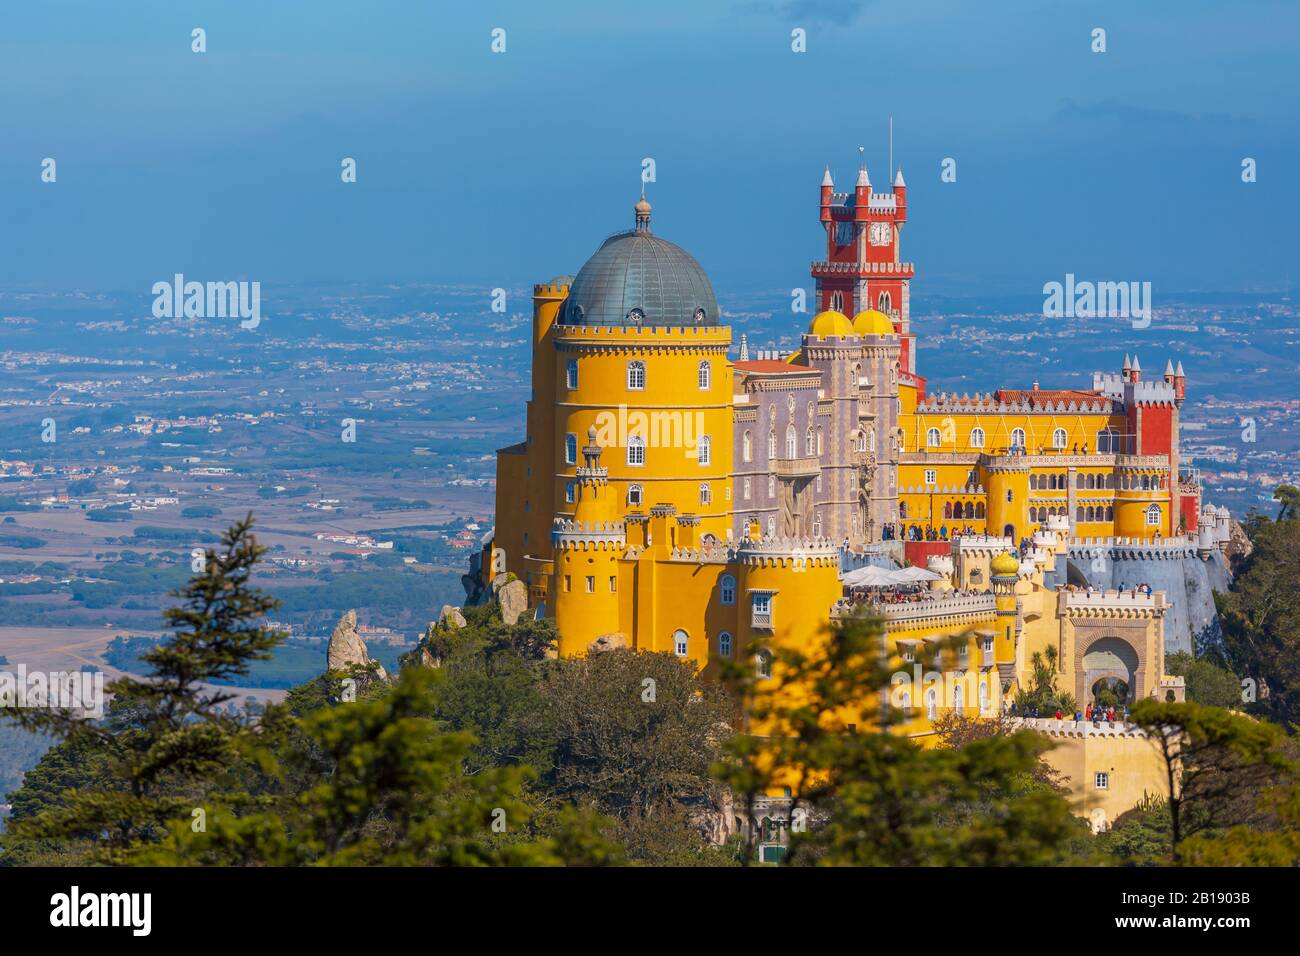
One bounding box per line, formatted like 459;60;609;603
482;166;1233;832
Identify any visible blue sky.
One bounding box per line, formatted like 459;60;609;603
1;0;1296;298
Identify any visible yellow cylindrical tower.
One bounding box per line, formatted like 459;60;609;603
990;550;1020;675
554;324;733;541
551;430;625;656
984;454;1030;541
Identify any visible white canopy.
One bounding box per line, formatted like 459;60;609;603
842;565;943;587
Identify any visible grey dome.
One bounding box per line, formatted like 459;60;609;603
562;229;719;328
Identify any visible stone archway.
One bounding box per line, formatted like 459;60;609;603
1080;636;1140;707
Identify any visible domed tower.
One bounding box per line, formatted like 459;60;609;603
551;428;625;656
990;550;1021;690
553;196;733;542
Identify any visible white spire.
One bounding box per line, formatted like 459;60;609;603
1176;360;1185;377
857;164;870;188
1164;358;1175;376
1132;354;1141;371
821;166;833;187
894;167;906;187
1123;354;1131;370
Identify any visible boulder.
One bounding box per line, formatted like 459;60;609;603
327;610;370;671
588;632;629;653
438;604;467;630
498;578;528;626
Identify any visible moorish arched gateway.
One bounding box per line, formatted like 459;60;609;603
1057;589;1184;705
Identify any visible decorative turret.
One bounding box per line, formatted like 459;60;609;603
634;193;652;233
854;162;871;224
894;167;907;221
820;166;834;224
1130;354;1142;383
1173;360;1186;406
572;425;614;525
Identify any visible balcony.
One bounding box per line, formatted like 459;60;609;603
772;456;820;478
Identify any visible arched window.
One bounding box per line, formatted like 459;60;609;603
718;632;732;657
817;428;825;455
742;477;751;500
626;435;646;467
565;359;578;390
975;502;985;518
926;427;942;447
767;475;776;498
785;425;797;458
970;427;985;449
720;574;736;605
697;435;711;466
867;429;875;453
1141;474;1151;490
564;433;578;465
855;430;868;453
805;428;816;456
979;682;989;714
1052;427;1067;449
1106;505;1115;521
812;512;822;536
1011;428;1026;449
1029;474;1039;490
899;691;911;712
699;482;711;504
697;360;711;391
926;687;937;721
756;649;773;680
673;629;689;658
627;484;643;506
1076;506;1085;522
626;360;646;390
1146;504;1162;527
768;429;777;459
954;684;964;715
878;291;891;313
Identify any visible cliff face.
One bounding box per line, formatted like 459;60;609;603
1051;546;1230;656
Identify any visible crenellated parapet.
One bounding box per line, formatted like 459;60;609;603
1058;588;1169;619
736;535;840;569
551;518;626;550
1013;717;1150;739
1067;536;1197;561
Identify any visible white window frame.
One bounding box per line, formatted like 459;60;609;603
697;435;711;466
627;483;643;506
626;435;646;467
1095;772;1109;790
924;468;937;486
564;433;578;465
1011;427;1026;449
926;427;941;447
970;427;985;449
673;629;689;658
565;359;578;390
1146;504;1161;527
1052;427;1068;449
697;360;711;391
626;360;646;391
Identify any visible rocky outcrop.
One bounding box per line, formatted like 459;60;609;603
327;610;386;678
438;604;467;630
588;632;629;653
1226;519;1253;565
497;578;528;626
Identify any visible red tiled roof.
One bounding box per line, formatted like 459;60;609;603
995;388;1102;407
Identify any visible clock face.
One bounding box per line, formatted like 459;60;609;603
869;221;892;246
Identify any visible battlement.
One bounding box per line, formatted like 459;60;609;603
554;324;731;346
810;260;915;276
736;535;840;568
900;481;985;495
1058;587;1169;617
1013;717;1149;739
840;591;997;626
551;518;626;549
533;282;571;297
1131;380;1177;406
1068;536;1197;559
919;393;1112;415
953;534;1013;553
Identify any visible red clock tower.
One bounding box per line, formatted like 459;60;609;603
814;164;917;375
